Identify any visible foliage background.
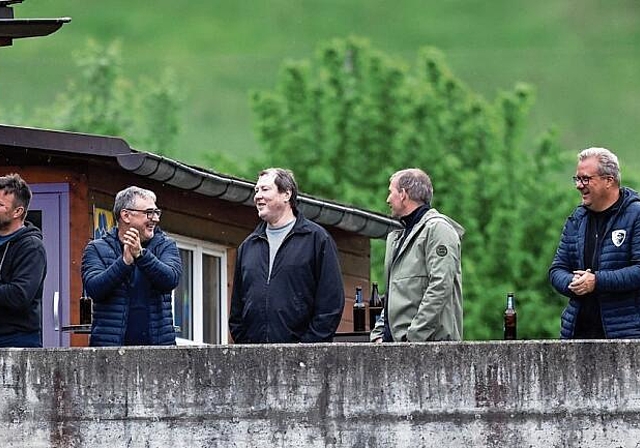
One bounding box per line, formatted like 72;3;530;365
2;0;640;172
2;1;640;339
248;37;581;339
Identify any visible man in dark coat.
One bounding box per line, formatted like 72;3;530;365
82;186;182;346
550;147;640;338
0;173;47;347
229;168;345;343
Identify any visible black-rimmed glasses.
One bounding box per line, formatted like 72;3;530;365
572;175;610;186
125;208;162;219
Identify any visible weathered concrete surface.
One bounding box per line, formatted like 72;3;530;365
1;341;639;447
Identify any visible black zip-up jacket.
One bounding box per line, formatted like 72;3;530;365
0;222;47;336
229;213;345;343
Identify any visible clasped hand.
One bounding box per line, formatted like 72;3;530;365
122;228;142;265
568;269;595;296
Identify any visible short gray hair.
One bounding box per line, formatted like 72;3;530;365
390;168;433;204
578;147;621;184
113;186;157;221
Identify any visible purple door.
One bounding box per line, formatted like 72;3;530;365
28;184;70;347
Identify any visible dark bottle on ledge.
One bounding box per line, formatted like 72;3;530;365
80;293;92;325
368;282;383;331
353;286;366;332
503;292;517;340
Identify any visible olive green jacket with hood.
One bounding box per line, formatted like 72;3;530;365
371;208;464;342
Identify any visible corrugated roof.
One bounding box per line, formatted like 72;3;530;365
0;124;400;238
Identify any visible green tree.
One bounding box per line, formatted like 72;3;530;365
30;40;182;157
250;36;576;339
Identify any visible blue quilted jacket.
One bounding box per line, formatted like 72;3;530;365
81;227;182;346
549;187;640;338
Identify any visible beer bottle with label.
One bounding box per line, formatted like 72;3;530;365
368;282;383;331
503;292;517;340
353;286;366;332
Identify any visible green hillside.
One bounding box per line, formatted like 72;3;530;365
2;0;639;176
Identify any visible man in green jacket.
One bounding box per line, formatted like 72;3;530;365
371;168;464;342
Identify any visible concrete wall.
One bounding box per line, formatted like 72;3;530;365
1;341;639;447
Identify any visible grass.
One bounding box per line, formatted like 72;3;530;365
2;0;640;176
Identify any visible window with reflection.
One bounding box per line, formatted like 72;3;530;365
174;249;193;339
171;236;228;344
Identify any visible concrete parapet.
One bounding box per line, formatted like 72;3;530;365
1;341;639;447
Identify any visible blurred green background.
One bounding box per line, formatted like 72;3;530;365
2;0;639;175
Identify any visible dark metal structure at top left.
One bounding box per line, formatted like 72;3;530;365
0;0;70;47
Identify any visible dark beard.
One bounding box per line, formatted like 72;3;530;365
0;218;13;232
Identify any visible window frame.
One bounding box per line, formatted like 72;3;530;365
169;233;229;344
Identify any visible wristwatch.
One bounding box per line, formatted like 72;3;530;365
135;248;146;260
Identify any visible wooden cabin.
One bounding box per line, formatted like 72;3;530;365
0;124;400;346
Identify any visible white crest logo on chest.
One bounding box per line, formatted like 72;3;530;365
612;229;626;247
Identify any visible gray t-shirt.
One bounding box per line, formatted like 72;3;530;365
266;219;296;278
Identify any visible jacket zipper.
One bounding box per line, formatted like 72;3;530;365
258;228;296;343
262;230;296;285
0;242;9;281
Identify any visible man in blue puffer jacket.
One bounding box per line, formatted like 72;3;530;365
550;147;640;339
81;186;182;346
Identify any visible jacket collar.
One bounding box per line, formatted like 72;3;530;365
399;204;430;232
575;187;640;220
391;208;434;252
250;211;311;240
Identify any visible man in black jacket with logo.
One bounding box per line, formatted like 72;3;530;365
229;168;345;343
0;173;47;347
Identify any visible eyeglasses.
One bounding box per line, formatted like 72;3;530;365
572;175;610;186
125;208;162;219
